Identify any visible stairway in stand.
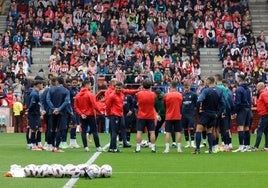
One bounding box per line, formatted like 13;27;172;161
249;0;268;41
199;48;222;79
29;47;51;78
0;0;11;34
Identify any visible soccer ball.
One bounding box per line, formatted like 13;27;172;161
85;164;101;179
51;164;65;178
70;167;81;178
100;164;112;178
64;164;81;178
37;164;52;177
24;164;37;177
141;140;149;147
77;164;89;177
64;164;76;177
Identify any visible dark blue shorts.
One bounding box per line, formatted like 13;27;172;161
236;108;252;126
222;115;232;131
181;115;195;129
198;112;217;129
136;119;155;132
165;120;182;132
28;114;41;130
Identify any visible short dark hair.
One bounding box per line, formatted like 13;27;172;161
215;74;222;81
170;80;178;89
57;76;65;85
237;74;245;81
82;79;91;87
142;79;152;89
72;77;78;82
34;79;44;86
115;82;123;87
206;76;215;84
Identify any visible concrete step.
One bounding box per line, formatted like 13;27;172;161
200;51;219;56
201;69;222;75
252;19;268;24
200;63;222;68
250;9;268;13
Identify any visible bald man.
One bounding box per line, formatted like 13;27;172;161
252;82;268;151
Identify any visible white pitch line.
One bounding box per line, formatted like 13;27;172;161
113;171;268;174
62;143;110;188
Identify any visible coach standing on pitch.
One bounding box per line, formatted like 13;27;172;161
192;77;225;154
74;80;104;152
46;77;70;153
232;74;252;152
252;82;268;151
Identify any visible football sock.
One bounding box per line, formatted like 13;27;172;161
36;131;41;145
207;133;213;151
26;128;30;144
30;131;36;146
238;131;244;145
184;129;189;141
171;131;175;142
151;144;155;151
224;131;230;145
190;129;195;141
126;132;131;142
70;128;76;139
244;130;250;146
196;132;201;150
177;143;181;150
119;132;122;142
136;143;141;151
165;143;169;150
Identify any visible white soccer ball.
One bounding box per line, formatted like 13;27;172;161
64;164;76;177
85;164;101;179
141;140;149;147
37;164;52;177
100;164;112;178
52;164;65;178
70;167;81;178
77;164;89;177
24;164;37;177
65;165;81;178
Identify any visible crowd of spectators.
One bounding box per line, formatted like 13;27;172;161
0;0;267;101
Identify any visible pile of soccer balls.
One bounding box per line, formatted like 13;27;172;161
6;164;112;179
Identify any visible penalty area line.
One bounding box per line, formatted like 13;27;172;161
63;143;110;188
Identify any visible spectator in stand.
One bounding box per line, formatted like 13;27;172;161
206;25;216;48
33;26;42;47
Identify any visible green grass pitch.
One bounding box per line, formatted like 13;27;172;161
1;133;268;188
